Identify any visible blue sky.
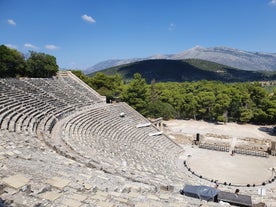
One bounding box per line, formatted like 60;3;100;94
1;0;276;70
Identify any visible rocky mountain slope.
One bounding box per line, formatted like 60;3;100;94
88;59;276;83
85;46;276;74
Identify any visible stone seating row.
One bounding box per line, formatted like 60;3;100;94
62;76;104;102
4;129;274;207
61;103;185;186
1;74;185;186
0;90;57;134
62;71;106;102
0;74;104;135
64;104;180;161
1;73;187;187
1;129;220;207
1;75;102;108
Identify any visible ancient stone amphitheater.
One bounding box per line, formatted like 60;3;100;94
0;71;275;207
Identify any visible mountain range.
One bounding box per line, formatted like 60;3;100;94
85;46;276;74
88;59;276;83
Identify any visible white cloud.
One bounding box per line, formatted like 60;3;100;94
5;44;17;49
269;0;276;5
168;23;176;31
82;14;96;23
24;43;39;50
7;19;16;26
45;44;59;50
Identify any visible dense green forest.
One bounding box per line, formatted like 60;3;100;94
0;45;58;78
88;59;276;83
73;71;276;125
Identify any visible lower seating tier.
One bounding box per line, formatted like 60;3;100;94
60;103;185;186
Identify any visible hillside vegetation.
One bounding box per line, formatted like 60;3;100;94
0;45;58;78
74;71;276;125
88;59;276;83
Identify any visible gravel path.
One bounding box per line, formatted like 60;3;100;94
164;119;276;140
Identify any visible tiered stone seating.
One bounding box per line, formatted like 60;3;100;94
1;72;187;188
0;72;105;135
0;80;57;134
62;76;105;103
61;102;185;186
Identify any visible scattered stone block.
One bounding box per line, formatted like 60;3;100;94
146;194;159;200
83;183;92;190
159;193;170;200
21;184;31;193
127;191;140;198
5;151;14;157
110;192;121;197
97;201;113;207
79;173;92;179
71;193;87;201
38;191;61;201
25;155;32;160
37;184;52;194
96;191;109;197
3;174;30;189
114;197;128;204
0;184;6;194
46;177;70;189
169;203;183;207
58;172;69;177
13;150;22;155
92;192;108;201
1;187;17;197
122;187;130;193
135;202;150;207
62;198;82;207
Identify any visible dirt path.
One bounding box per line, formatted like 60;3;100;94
163;119;276;143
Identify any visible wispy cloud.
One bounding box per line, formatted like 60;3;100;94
168;23;176;31
269;0;276;5
7;19;16;26
45;44;59;50
24;43;39;50
5;44;17;49
82;14;96;23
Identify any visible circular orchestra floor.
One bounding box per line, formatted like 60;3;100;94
184;146;275;186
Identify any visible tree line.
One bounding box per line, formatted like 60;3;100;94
72;71;276;125
0;45;58;78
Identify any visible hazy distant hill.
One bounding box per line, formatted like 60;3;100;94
88;59;276;83
172;46;276;71
84;46;276;74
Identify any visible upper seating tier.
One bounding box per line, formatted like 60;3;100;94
0;71;105;134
